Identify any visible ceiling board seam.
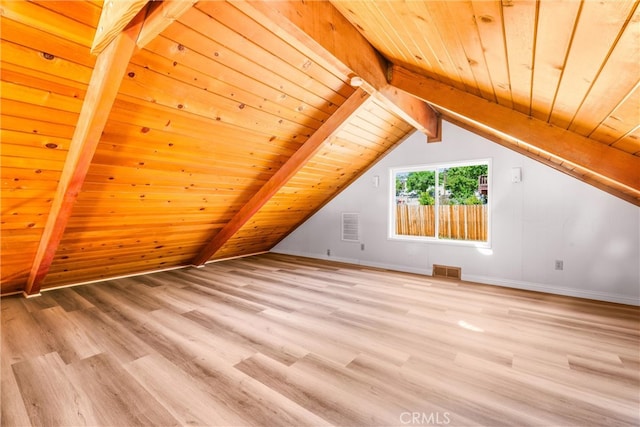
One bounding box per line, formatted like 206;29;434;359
470;1;500;105
529;0;541;117
184;5;348;108
570;1;640;135
547;0;583;124
498;0;514;109
611;123;640;151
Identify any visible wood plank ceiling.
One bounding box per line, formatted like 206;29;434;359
332;0;640;202
1;0;639;296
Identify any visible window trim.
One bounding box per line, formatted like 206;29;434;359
388;158;492;248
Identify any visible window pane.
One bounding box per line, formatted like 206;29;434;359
395;170;436;237
391;161;489;244
437;165;488;242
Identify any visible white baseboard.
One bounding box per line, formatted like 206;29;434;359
462;274;640;306
273;249;433;276
271;249;639;306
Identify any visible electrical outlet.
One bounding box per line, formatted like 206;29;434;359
555;260;563;271
360;243;365;251
327;249;331;256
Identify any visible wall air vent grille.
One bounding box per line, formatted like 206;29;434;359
341;212;360;242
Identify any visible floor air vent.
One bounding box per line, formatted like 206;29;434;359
433;264;462;280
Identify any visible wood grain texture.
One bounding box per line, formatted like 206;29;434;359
2;253;638;427
24;11;145;296
213;96;415;260
136;0;198;49
329;0;640;205
191;88;370;265
91;0;148;54
28;0;379;291
239;0;438;137
3;0;637;297
0;1;97;47
0;7;97;293
389;65;640;205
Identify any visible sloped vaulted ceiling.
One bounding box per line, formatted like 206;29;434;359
331;0;640;203
1;0;422;295
2;0;639;296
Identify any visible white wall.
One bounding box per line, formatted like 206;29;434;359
273;120;640;305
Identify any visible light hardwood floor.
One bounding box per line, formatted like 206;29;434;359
2;253;639;426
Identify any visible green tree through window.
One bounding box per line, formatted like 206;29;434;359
391;160;490;243
440;164;488;205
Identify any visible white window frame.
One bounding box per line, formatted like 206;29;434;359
388;158;491;248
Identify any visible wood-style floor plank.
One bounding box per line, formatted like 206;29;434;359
11;352;99;426
1;253;639;426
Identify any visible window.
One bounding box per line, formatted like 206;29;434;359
390;160;490;245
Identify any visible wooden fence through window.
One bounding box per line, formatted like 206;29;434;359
396;204;487;241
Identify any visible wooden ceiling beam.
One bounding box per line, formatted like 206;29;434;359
23;11;147;296
235;0;440;139
191;88;371;266
388;65;640;205
91;0;149;54
92;0;198;52
136;0;199;48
